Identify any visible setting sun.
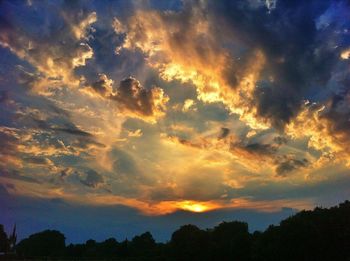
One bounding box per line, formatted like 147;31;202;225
177;201;217;213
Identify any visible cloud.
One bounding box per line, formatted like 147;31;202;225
116;0;348;132
340;48;350;60
115;2;268;129
276;158;308;177
84;74;169;123
111;77;169;123
0;1;96;90
87;74;114;98
286;96;350;167
0;169;40;184
212;0;343;128
127;129;143;137
23;156;52;166
80;169;104;188
1;0;349;219
0;127;22;169
182;99;195;112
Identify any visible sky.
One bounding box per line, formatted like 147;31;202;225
0;0;350;243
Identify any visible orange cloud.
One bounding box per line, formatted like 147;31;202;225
1;174;314;216
286;101;350;167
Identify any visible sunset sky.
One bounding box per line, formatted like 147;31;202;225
1;0;350;242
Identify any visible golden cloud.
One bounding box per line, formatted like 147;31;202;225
1;174;314;215
286;101;350;167
115;6;269;129
0;11;96;91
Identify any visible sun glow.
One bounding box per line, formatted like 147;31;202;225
177;201;215;213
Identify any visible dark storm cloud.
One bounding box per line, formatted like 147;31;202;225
322;89;350;138
208;0;347;128
80;169;104;188
110;77;168;121
230;141;278;157
275;158;309;177
244;143;278;155
230;138;309;176
51;125;92;137
114;77;154;115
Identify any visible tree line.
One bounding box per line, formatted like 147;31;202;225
1;200;350;260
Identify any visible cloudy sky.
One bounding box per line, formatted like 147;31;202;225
1;0;350;242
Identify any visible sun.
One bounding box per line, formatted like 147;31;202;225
177;201;212;213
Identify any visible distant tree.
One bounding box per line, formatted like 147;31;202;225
117;239;130;258
130;231;157;258
0;224;9;253
99;237;119;258
65;243;85;259
16;230;65;258
210;221;251;261
170;224;209;261
83;239;99;258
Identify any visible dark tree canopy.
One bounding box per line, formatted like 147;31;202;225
210;221;251;261
16;230;65;258
170;224;210;260
1;200;350;260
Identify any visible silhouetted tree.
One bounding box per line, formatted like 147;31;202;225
210;221;251;261
9;200;350;261
252;200;350;261
16;230;65;258
130;231;157;258
170;224;209;261
65;242;85;259
99;237;119;258
117;238;130;258
0;224;9;253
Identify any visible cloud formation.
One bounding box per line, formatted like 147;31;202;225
0;1;96;90
0;0;349;219
115;4;268;129
111;77;169;123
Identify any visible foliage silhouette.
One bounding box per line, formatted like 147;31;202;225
0;224;9;253
1;200;350;260
16;230;65;258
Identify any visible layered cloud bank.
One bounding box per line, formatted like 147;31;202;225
0;0;350;216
